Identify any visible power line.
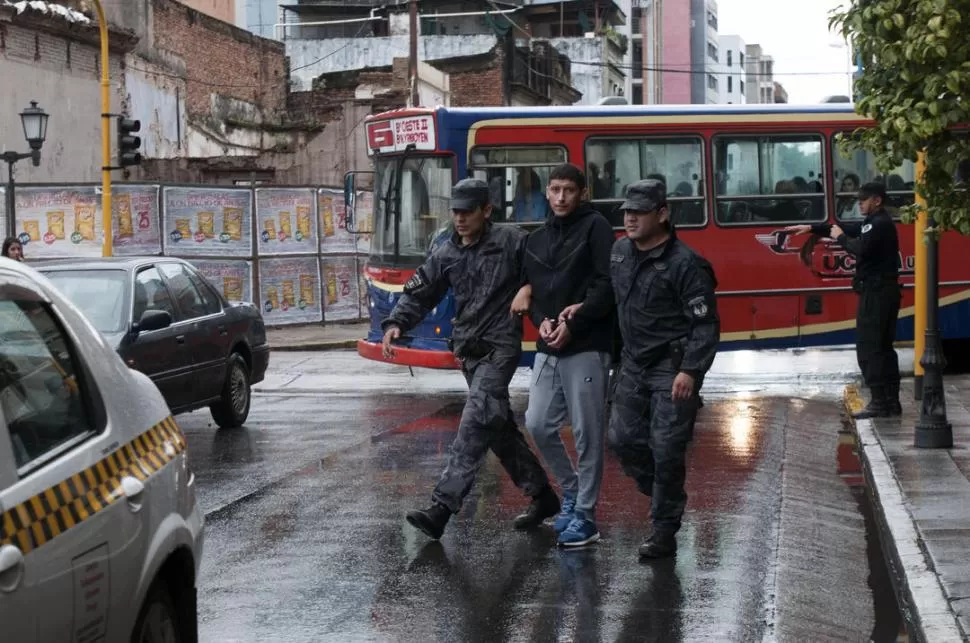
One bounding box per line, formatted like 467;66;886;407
572;58;854;78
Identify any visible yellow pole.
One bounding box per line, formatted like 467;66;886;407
93;0;112;257
913;151;927;399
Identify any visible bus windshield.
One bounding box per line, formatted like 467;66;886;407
371;154;454;268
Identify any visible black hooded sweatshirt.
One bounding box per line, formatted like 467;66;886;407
521;202;616;356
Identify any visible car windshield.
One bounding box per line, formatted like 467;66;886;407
43;269;129;333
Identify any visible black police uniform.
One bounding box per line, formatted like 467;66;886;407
607;179;720;558
810;184;901;417
382;178;554;539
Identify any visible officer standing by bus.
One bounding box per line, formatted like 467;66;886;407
381;178;558;541
783;181;902;418
565;179;719;558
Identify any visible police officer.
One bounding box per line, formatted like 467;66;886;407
381;178;558;540
784;181;901;418
566;178;719;559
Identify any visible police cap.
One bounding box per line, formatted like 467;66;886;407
619;179;667;213
451;178;491;211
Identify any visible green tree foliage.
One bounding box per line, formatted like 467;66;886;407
830;0;970;234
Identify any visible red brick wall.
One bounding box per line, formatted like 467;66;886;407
151;0;287;117
447;49;506;107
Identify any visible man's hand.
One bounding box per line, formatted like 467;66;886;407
672;372;695;401
538;318;556;341
781;224;812;235
511;285;532;317
558;303;583;324
829;224;843;240
382;326;401;359
546;322;572;350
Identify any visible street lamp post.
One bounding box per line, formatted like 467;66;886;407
3;101;50;236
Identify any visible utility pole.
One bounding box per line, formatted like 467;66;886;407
409;0;419;107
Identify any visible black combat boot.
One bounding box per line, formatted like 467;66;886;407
885;382;903;417
852;387;890;419
513;486;561;530
406;503;452;540
638;530;677;559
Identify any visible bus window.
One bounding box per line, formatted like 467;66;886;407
585;137;706;227
713;134;826;225
371;155;454;267
832;141;915;220
469;146;566;224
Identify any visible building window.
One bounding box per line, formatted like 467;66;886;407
713;134;826;225
632;7;642;34
740;52;745;67
708;74;718;91
728;76;733;92
632;84;643;105
707;43;718;62
727;50;732;67
633;42;643;79
707;11;717;29
740;80;745;95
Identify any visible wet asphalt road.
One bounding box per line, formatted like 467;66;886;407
176;349;906;642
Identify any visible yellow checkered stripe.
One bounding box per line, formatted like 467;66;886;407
0;416;187;555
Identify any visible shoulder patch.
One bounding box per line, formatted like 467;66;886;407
862;223;873;234
404;271;424;292
611;254;625;263
687;295;709;318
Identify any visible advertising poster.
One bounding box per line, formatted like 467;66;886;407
163;187;253;257
318;188;353;254
191;259;253;304
321;255;362;321
354;190;374;255
358;259;371;320
258;256;322;325
13;186;102;258
255;188;317;256
112;185;162;256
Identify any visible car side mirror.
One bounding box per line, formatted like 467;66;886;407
135;309;172;335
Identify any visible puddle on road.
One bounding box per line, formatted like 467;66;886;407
837;420;911;643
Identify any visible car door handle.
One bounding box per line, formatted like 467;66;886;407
121;476;146;512
176;335;186;344
0;544;25;592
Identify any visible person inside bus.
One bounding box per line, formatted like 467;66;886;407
740;180;802;222
783;181;902;419
512;169;549;223
509;163;615;548
671;181;704;226
837;173;862;219
2;237;24;262
381;178;557;541
561;178;719;559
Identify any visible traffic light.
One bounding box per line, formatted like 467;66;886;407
117;117;142;167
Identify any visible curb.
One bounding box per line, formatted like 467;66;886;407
843;385;966;643
269;340;358;352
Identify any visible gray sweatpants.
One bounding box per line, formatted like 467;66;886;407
524;351;610;518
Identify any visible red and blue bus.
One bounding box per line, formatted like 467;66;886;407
345;104;970;370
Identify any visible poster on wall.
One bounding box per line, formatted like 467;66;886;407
258;256;322;325
354;190;374;255
191;259;253;304
318;189;353;254
358;259;371;320
255;188;317;255
321;255;362;321
163;187;253;257
112;185;162;255
13;187;102;258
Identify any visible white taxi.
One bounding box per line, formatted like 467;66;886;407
0;258;204;642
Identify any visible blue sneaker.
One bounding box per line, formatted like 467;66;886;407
552;495;576;533
558;516;600;548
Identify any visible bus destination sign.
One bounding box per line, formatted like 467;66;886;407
365;115;437;155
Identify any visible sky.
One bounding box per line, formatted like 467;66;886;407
716;0;854;104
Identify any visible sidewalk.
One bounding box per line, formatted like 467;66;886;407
845;378;970;642
266;321;370;351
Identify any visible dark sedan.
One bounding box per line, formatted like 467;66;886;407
35;257;270;428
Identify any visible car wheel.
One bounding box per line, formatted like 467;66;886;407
210;353;251;429
131;579;181;643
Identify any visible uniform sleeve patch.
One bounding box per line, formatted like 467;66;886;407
404;271;424;293
862;223;872;234
687;295;709;318
611;254;625;263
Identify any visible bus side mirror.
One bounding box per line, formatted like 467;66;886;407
344;172;357;231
